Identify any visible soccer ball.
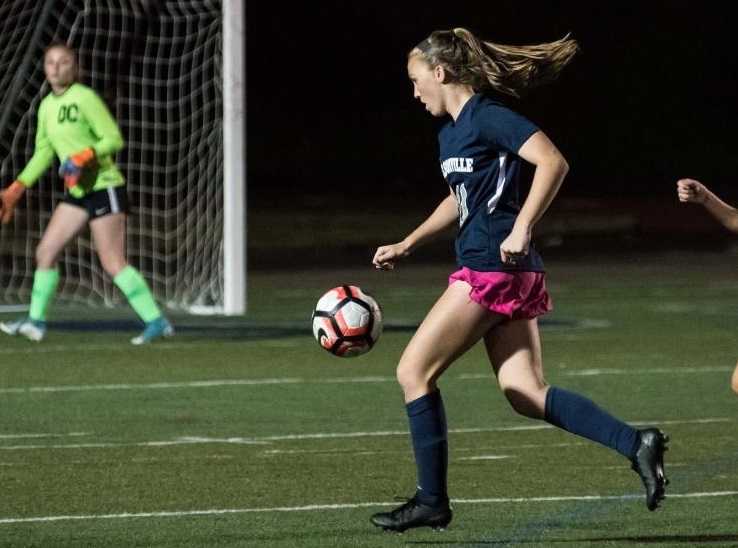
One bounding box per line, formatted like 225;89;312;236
312;285;383;357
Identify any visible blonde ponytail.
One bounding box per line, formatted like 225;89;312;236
412;28;579;97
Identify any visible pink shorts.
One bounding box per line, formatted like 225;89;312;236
448;267;552;320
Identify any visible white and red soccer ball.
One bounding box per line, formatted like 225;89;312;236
312;285;383;357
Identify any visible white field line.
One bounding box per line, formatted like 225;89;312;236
457;455;512;461
0;376;395;394
1;365;733;395
0;455;237;467
0;437;269;451
0;427;551;451
1;491;737;525
0;317;607;347
0;343;188;355
0;432;89;440
263;441;587;456
1;418;731;452
558;366;733;377
256;424;552;442
205;416;731;442
0;305;28;313
600;462;689;470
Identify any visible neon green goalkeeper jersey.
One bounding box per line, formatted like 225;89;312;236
17;82;125;194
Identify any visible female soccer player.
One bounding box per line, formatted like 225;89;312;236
369;28;668;532
0;44;173;345
677;178;738;394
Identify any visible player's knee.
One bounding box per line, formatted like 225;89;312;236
731;364;738;395
396;365;421;393
503;385;545;419
396;362;432;398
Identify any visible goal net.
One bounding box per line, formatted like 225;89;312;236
0;0;242;313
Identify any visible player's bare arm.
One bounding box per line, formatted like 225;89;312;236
677;178;738;233
373;191;458;270
500;131;568;263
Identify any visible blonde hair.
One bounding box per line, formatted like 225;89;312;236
411;28;579;98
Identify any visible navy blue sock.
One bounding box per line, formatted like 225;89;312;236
544;386;640;459
406;390;448;506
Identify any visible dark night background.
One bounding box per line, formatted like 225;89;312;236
246;1;738;253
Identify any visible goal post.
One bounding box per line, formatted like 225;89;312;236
222;0;246;315
0;0;246;316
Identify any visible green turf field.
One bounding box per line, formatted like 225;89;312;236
1;252;737;547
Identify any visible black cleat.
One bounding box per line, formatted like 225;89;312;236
631;428;669;511
370;496;452;533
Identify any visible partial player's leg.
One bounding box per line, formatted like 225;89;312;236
731;360;738;395
371;281;505;533
483;317;547;418
89;205;173;344
0;203;88;342
89;210;128;276
396;281;505;403
484;318;669;511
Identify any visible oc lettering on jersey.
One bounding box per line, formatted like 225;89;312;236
57;104;80;123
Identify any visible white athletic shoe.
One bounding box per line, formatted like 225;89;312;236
0;317;46;342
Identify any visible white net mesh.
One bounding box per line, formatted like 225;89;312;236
0;0;224;310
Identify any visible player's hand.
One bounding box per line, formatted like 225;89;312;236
372;242;408;270
676;178;707;204
59;147;95;190
0;181;27;224
500;224;531;265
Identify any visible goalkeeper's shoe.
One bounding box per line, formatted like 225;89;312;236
0;317;46;342
131;316;174;345
370;496;452;533
631;428;669;511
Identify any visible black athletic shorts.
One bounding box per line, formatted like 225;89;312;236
61;186;129;219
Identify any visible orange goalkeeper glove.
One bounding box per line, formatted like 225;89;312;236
0;181;27;224
59;147;95;191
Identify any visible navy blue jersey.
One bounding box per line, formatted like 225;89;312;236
438;93;544;272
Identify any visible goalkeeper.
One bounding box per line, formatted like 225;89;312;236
0;43;173;344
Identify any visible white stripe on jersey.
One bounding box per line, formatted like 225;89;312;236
107;187;120;213
487;152;507;214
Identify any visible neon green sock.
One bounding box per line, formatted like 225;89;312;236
113;266;162;323
28;269;60;321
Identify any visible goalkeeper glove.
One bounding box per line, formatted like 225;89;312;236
0;181;27;224
59;147;95;192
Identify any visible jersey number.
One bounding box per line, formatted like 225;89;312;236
454;183;469;226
